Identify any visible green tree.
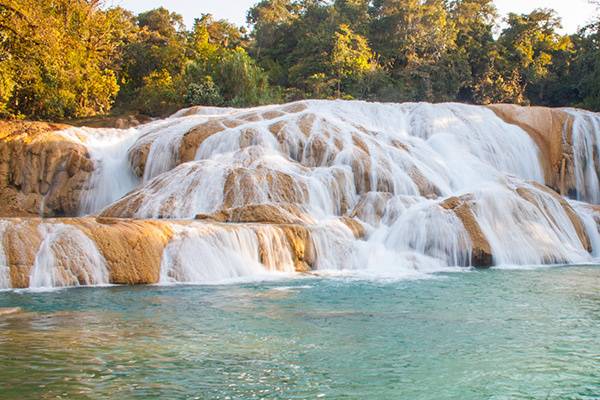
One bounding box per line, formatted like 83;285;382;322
496;9;572;104
0;0;134;119
135;69;182;116
369;0;459;101
449;0;498;102
331;24;378;97
185;76;223;106
118;7;187;103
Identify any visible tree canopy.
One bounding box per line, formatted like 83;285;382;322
1;0;599;120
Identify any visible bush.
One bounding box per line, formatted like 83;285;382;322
184;76;223;106
135;70;183;116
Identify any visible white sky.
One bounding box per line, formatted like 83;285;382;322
111;0;598;33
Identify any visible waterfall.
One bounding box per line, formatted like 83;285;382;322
159;223;295;284
570;201;600;258
139;115;223;182
470;182;590;265
2;100;598;289
58;126;142;215
567;109;600;204
0;221;10;289
29;224;109;289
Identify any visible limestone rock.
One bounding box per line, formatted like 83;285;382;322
0;121;93;217
179;120;225;163
441;196;493;268
197;203;309;225
1;217;173;287
488;104;576;196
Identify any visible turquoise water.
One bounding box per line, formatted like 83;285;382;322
0;266;599;399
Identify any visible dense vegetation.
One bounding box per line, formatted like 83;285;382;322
1;0;599;120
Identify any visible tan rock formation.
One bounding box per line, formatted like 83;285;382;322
128;140;152;177
0;121;93;217
339;216;367;239
3;219;42;287
280;224;314;272
197;203;309;225
440;196;493;268
488;104;576;196
179;120;225;163
350;192;393;226
222;167;307;209
75;218;173;285
68;114;151;129
0;216;324;288
1;217;173;287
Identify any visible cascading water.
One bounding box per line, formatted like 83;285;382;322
58;126;142;215
566;108;600;204
29;224;109;289
0;221;10;289
61;108;239;216
2;100;599;289
570;200;600;257
159;223;295;284
470;181;590;265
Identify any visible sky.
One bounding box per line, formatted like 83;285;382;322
111;0;598;33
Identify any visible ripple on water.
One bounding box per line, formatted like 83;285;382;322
0;266;598;399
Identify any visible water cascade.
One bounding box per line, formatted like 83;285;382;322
58;127;142;215
0;221;10;289
159;223;295;284
28;223;109;289
567;109;600;204
1;100;600;288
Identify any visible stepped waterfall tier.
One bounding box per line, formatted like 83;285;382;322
0;100;599;289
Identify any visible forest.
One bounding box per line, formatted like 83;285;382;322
1;0;599;120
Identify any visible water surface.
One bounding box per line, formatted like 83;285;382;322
0;266;599;399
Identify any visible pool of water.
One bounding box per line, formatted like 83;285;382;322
0;266;599;399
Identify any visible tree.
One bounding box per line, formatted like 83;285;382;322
185;76;223;106
117;7;188;103
369;0;459;101
449;0;498;102
496;9;572;104
135;69;182;116
0;0;132;119
331;24;378;97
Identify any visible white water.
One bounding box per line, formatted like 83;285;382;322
567;109;600;204
58;127;142;215
471;180;590;265
29;224;109;289
0;221;10;289
2;100;600;288
57;108;239;216
159;223;295;284
571;200;600;257
106;102;544;218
